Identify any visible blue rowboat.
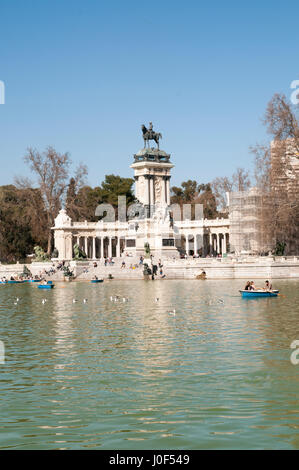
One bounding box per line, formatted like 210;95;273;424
7;280;26;284
240;290;279;298
38;284;54;289
91;279;104;283
27;279;42;283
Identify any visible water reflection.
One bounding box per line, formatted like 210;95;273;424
0;279;298;449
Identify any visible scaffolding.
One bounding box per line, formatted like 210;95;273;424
228;188;263;255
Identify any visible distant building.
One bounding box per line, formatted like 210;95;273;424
270;138;299;194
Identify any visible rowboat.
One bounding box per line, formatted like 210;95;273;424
27;279;42;283
7;280;26;284
240;290;279;298
91;279;104;283
38;284;54;289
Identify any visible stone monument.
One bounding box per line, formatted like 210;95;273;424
128;123;179;258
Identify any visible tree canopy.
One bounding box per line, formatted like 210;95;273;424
66;174;135;222
0;185;48;262
171;180;219;219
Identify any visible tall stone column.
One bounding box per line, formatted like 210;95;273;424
225;233;229;253
222;235;227;254
209;233;213;254
92;237;96;259
162;176;166;204
216;234;220;254
55;231;66;260
116;236;121;258
65;233;73;260
100;237;104;259
84;237;88;258
186;235;190;255
166;177;170;205
150;176;154;206
194;234;198;256
144;176;150;206
108;237;112;258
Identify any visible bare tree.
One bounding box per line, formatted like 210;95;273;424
21;146;87;255
264;93;299;153
211;176;233;212
212;168;251;212
251;94;299;255
250;144;271;191
232;167;251;192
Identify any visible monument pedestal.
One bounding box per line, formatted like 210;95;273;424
126;147;179;259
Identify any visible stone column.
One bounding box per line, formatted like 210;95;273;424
186;235;190;255
216;234;220;254
150;176;154;206
194;234;198;256
54;231;65;260
144;176;150;206
84;237;88;258
209;233;213;254
222;234;227;254
116;236;121;258
162;176;166;204
76;236;80;246
66;233;73;260
100;237;104;259
108;237;112;258
166;177;170;205
92;237;96;259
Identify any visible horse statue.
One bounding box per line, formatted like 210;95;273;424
141;123;162;149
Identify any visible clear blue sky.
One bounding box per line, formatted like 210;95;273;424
0;0;298;188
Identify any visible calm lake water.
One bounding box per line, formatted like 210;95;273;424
0;279;298;450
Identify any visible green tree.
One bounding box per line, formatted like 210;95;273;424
99;174;135;207
0;185;47;262
171;180;218;219
65;174;135;222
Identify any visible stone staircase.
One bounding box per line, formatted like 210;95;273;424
75;258;145;280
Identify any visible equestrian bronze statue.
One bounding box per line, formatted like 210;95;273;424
141;122;162;149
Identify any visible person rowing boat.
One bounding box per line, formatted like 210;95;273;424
264;280;273;291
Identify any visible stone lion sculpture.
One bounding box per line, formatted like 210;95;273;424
73;243;87;260
34;246;49;261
